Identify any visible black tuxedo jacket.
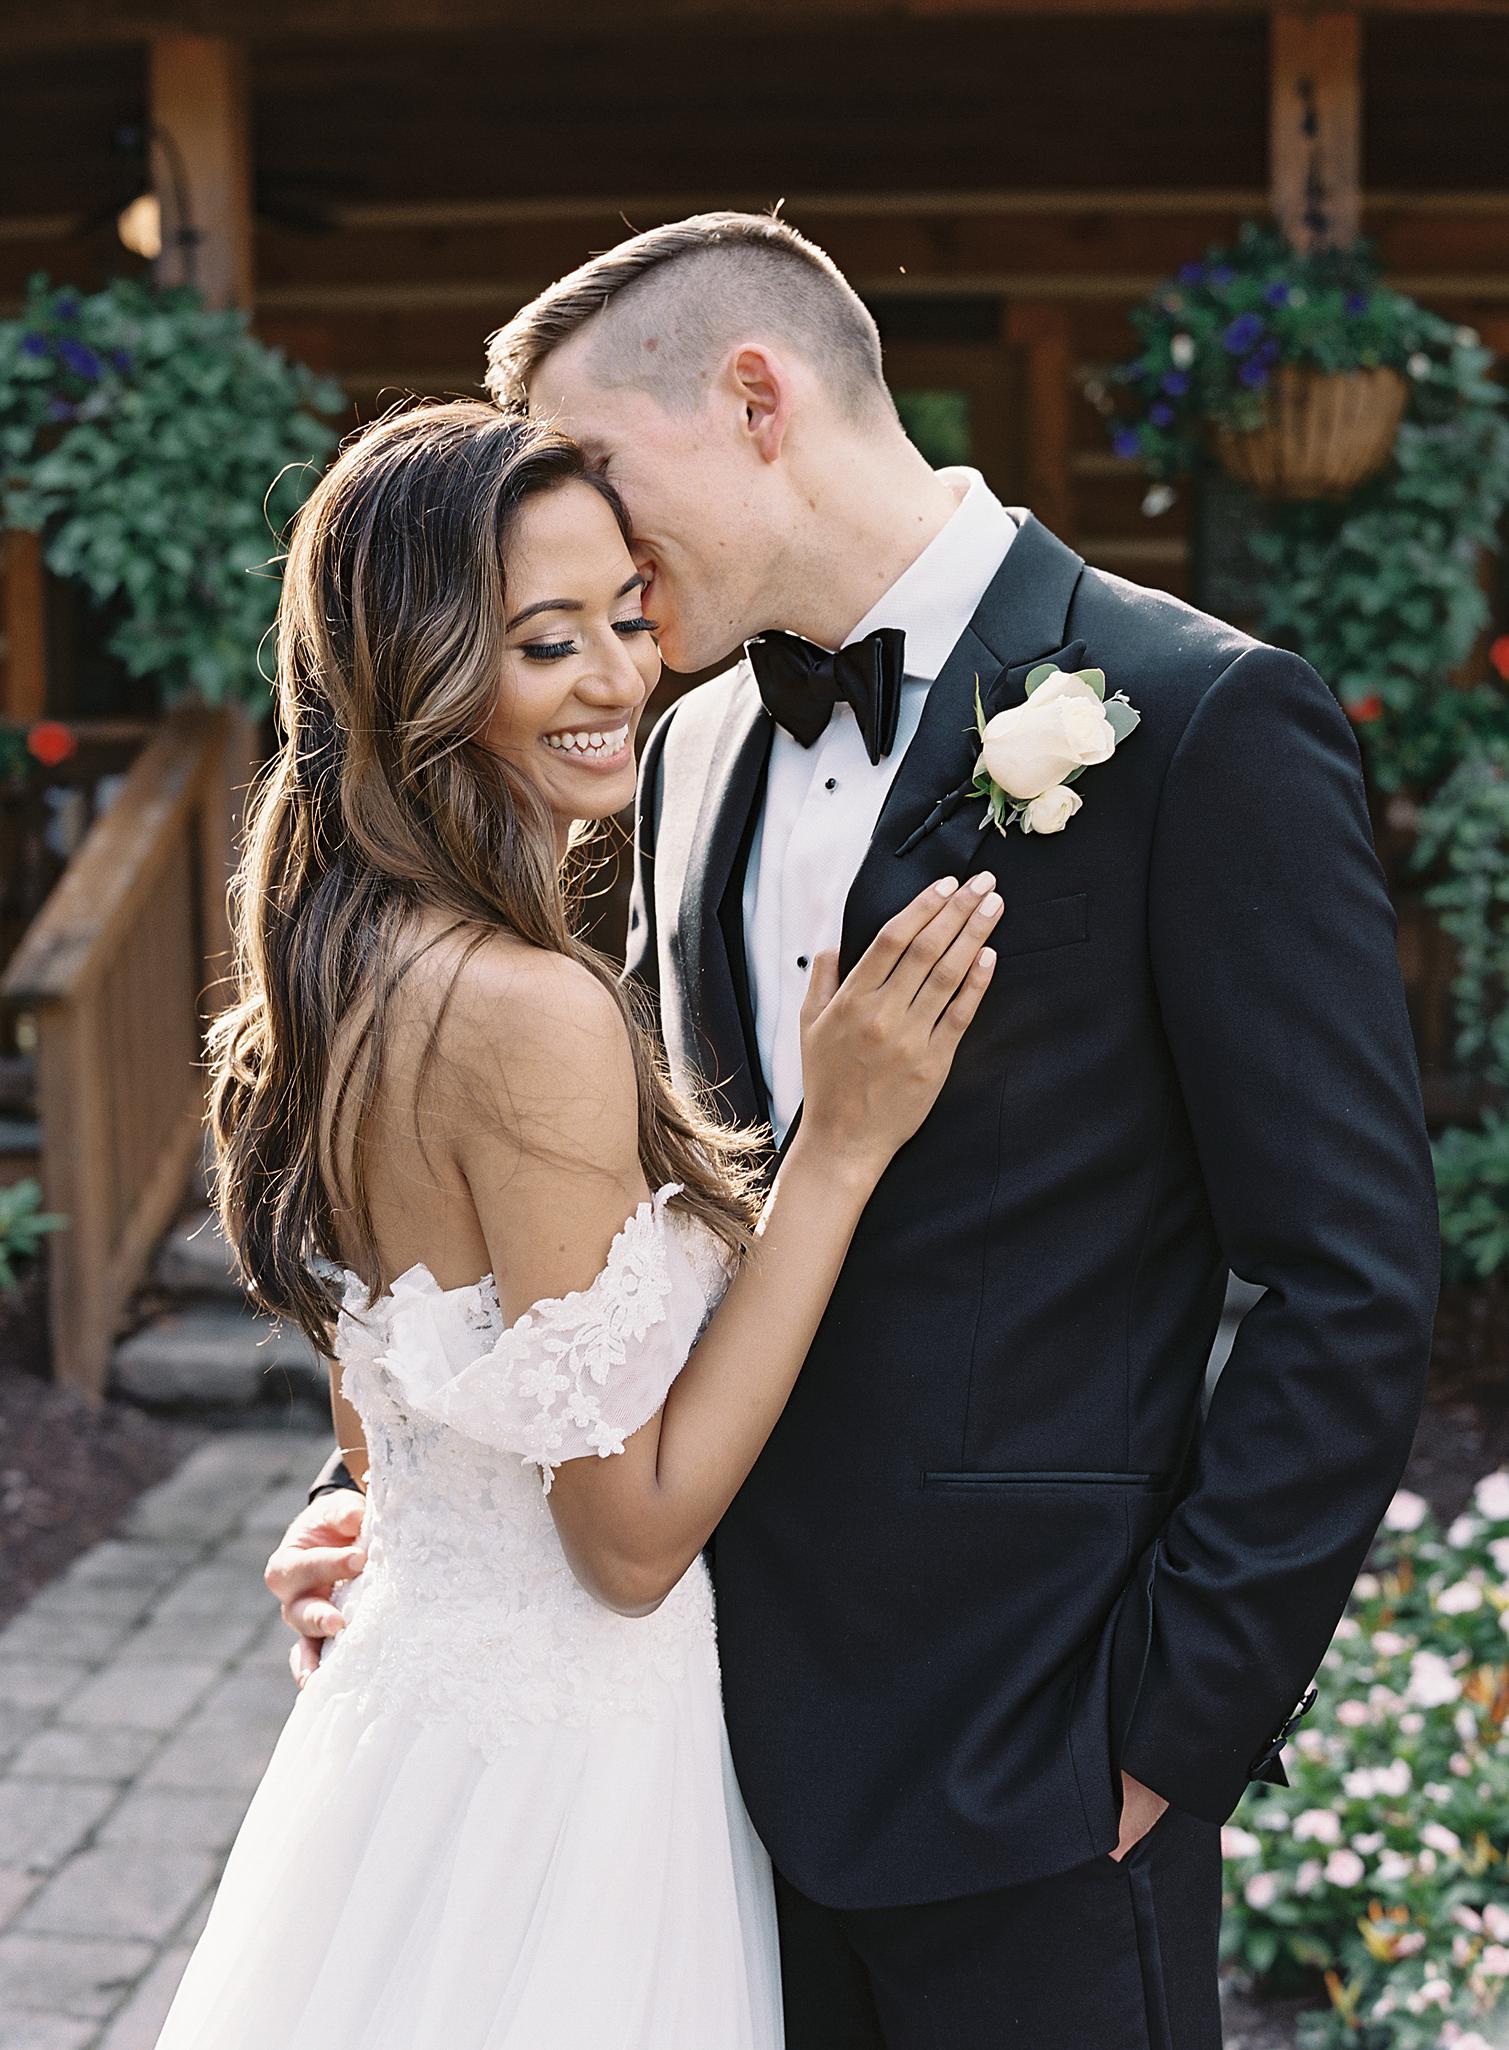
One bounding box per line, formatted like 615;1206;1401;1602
624;511;1440;1910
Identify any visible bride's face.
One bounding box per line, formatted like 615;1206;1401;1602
482;481;661;833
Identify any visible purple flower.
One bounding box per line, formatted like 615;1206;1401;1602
1161;370;1190;397
1238;358;1271;389
1178;261;1206;288
57;338;101;382
53;292;79;322
110;348;133;373
1211;266;1237;288
45;396;76;422
1112;427;1142;460
1345;292;1369;317
1149;401;1175;427
1263;282;1291;308
20;333;49;359
1223;313;1265;354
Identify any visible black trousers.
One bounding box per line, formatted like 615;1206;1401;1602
775;1803;1225;2050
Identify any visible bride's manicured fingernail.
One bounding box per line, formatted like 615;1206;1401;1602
969;870;995;895
935;876;959;896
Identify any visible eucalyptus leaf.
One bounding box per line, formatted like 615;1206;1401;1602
1024;662;1057;694
1102;699;1142;743
1075;667;1107;700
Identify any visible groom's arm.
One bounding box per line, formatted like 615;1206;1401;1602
1124;643;1439;1826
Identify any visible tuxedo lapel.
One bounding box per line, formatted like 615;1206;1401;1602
677;664;773;1132
838;511;1087;976
769;514;1087;1169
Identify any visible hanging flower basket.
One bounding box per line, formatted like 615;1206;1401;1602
1098;225;1442;505
1211;363;1408;501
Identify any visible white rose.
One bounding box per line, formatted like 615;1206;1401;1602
1384;1488;1429;1531
1325;1848;1365;1887
1407;1650;1461;1708
1294;1808;1341;1844
979;673;1117;801
1475;1471;1509;1522
1243;1872;1279;1910
1170;332;1196;369
1022;784;1083;835
1437;1579;1484;1614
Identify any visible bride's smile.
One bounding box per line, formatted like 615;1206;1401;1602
483;478;661;833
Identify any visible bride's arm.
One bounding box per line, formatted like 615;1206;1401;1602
452;875;1001;1615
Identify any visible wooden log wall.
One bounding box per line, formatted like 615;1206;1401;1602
1;16;1506;600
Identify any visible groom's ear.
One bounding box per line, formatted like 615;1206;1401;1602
728;344;793;464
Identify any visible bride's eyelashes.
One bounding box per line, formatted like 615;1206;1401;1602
519;617;659;664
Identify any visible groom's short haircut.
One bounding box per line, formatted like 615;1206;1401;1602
485;211;896;425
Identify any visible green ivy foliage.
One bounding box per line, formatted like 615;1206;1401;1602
1107;231;1509;1281
0;1178;64;1292
0;275;345;706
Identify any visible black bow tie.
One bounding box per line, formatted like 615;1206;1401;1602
746;627;906;766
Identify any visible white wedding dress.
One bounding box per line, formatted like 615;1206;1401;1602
154;1182;784;2050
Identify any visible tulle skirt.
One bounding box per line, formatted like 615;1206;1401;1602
153;1660;784;2049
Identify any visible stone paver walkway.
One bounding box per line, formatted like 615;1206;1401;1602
0;1425;323;2050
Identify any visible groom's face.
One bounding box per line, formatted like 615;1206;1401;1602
530;334;774;674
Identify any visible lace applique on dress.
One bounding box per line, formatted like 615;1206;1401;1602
310;1183;735;1759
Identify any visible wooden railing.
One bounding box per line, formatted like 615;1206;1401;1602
1;704;258;1397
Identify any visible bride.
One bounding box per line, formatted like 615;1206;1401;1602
155;398;1002;2049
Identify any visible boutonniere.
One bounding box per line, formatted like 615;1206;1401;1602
969;663;1141;836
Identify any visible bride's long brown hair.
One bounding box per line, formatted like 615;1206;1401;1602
208;399;761;1352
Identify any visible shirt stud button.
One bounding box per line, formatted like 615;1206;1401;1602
825;778;837;791
797;954;809;969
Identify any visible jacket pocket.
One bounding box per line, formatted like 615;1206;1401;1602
921;1468;1171;1490
994;890;1088;957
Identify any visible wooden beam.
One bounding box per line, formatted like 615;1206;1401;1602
1270;9;1362;247
1;531;47;724
6;0;1509;47
148;34;253;309
1005;302;1074;538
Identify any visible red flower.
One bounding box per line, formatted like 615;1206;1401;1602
1490;635;1509;683
1344;694;1384;724
26;721;77;767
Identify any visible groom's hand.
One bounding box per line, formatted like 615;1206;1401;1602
264;1492;368;1690
1107;1771;1170;1862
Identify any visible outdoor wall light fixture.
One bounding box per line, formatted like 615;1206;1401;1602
112;123;201;281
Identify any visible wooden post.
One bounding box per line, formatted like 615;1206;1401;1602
1;531;47;724
1005;302;1073;541
149;35;254;310
1270;9;1362;249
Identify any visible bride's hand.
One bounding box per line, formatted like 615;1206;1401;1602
797;871;1001;1180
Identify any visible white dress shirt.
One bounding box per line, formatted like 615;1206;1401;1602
741;468;1018;1143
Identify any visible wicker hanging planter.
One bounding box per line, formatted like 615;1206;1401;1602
1211;364;1409;501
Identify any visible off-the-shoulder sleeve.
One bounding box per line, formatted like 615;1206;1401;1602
372;1183;732;1491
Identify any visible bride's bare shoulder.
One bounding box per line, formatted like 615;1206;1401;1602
421;929;639;1166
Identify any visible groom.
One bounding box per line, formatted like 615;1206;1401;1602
275;214;1439;2045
